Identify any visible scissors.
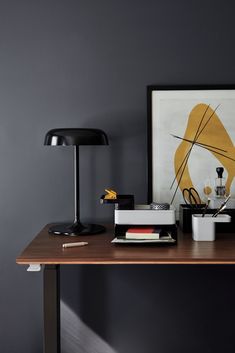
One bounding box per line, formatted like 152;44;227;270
182;187;201;208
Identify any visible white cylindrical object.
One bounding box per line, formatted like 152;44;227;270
192;214;231;241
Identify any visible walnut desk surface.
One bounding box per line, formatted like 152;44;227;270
16;224;235;265
16;224;235;353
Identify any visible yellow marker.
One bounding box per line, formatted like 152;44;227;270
105;188;117;196
104;188;117;199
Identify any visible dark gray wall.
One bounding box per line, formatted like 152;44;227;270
1;0;235;352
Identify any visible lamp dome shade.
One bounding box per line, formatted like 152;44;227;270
44;128;109;146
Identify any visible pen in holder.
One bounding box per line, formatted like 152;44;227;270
192;214;231;241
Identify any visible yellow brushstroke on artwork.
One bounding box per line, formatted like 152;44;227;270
203;185;212;196
174;104;235;202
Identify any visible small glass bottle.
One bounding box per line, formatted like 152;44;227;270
215;167;226;197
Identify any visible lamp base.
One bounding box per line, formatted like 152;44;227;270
48;222;106;236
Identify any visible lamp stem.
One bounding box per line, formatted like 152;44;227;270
74;145;80;223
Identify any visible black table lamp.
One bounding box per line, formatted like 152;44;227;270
44;128;109;236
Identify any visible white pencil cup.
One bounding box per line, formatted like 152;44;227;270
192;214;231;241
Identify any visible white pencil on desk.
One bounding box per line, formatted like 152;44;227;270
62;241;88;248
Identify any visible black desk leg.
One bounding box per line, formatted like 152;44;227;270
43;265;61;353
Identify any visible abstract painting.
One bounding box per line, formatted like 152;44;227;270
147;86;235;216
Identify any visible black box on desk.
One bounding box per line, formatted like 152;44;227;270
179;204;235;233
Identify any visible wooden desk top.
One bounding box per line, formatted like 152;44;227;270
16;224;235;265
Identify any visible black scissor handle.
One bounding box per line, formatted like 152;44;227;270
189;187;201;204
183;187;201;207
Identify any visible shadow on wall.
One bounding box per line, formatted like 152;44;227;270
61;301;117;353
61;265;235;353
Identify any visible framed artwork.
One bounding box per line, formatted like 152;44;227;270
147;85;235;216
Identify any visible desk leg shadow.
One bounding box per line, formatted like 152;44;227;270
43;265;61;353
